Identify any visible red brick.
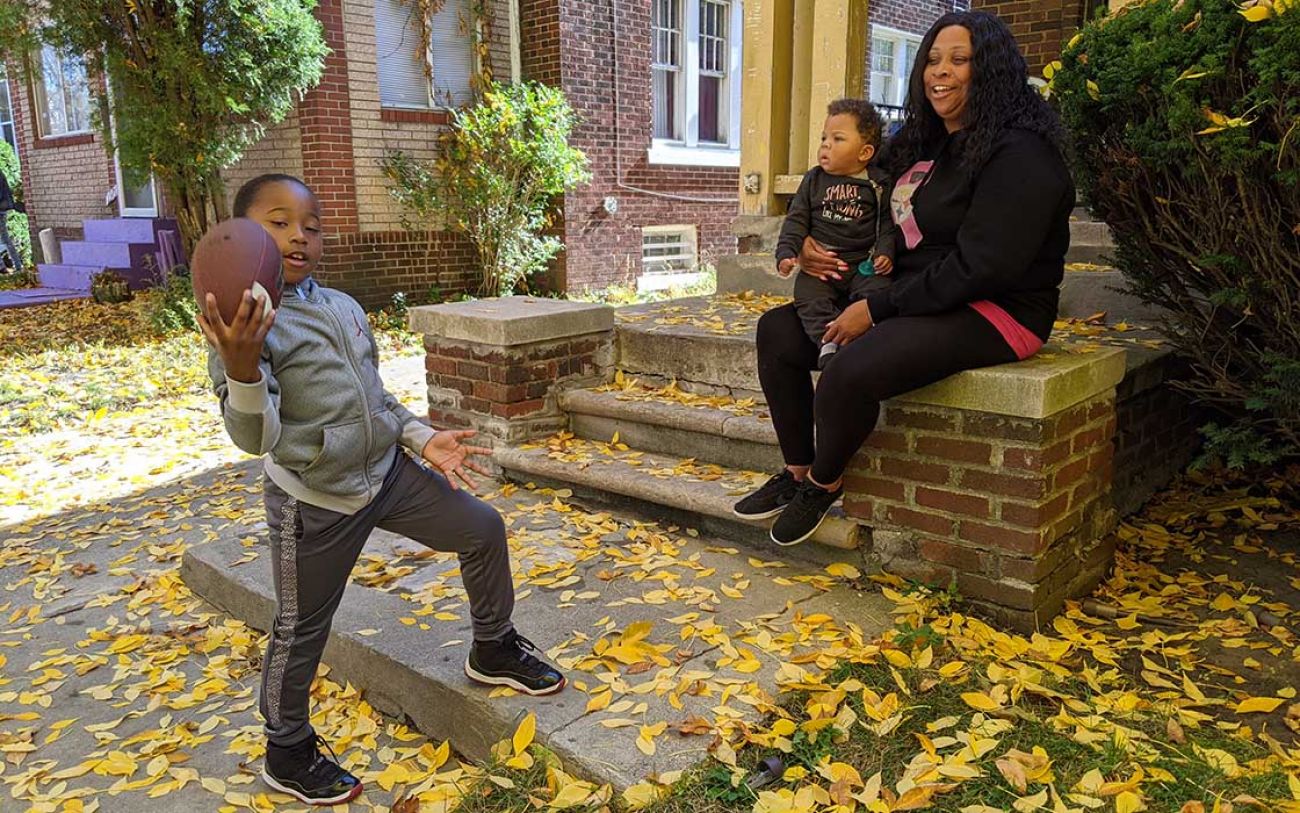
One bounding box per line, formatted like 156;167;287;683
501;398;546;418
962;414;1045;443
919;538;988;574
883;406;958;432
914;436;992;465
886;506;956;536
843;475;906;502
877;457;952;485
915;487;991;519
1052;457;1090;492
956;571;1037;611
958;469;1048;500
999;492;1070;529
426;357;458;376
864;430;910;453
1071;424;1108;454
957;521;1045;555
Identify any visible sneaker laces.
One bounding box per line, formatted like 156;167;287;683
502;630;552;677
753;469;797;499
304;735;348;784
787;480;834;517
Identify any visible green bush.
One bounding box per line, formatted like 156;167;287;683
381;81;590;298
0;140;30;270
1050;0;1300;464
147;266;199;336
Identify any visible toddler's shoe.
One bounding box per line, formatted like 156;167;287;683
818;342;839;369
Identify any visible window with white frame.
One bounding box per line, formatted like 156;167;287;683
0;67;17;159
639;225;704;291
374;0;475;109
650;0;743;164
32;45;91;138
869;26;922;108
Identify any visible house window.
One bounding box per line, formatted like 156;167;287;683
649;0;743;164
639;225;705;292
869;26;922;109
374;0;475;109
0;67;17;159
32;45;91;138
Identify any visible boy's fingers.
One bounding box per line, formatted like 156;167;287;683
196;314;220;348
464;459;492;477
463;445;493;457
453;429;478;440
252;309;277;343
456;469;478;490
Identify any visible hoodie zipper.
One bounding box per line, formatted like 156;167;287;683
313;292;376;496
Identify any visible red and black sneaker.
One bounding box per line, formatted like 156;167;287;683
465;630;566;696
262;734;363;806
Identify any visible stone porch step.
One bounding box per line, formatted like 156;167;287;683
82;216;179;244
494;441;863;554
616;297;762;394
181;493;892;790
61;240;157;274
559;386;782;473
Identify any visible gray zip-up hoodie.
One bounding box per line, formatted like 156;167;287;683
207;277;436;515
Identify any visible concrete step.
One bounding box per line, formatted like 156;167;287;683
82;216;178;244
494;441;862;554
1058;268;1165;324
0;285;89;309
715;253;787;297
181;492;891;791
615;297;763;394
559;386;782;472
37;263;104;291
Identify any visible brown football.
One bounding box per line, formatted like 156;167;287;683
191;218;283;324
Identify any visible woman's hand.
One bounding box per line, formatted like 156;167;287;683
421;429;493;490
822;300;874;346
799;236;849;281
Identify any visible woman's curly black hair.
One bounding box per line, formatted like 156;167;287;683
887;11;1063;179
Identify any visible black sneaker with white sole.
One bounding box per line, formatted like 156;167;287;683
262;734;363;806
770;480;843;547
465;630;566;695
732;469;801;520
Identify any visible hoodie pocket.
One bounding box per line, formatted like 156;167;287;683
301;419;368;496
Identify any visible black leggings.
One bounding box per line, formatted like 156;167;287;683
756;303;1018;485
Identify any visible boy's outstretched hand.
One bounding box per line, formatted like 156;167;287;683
197;290;276;384
421;429;493;490
873;255;893;275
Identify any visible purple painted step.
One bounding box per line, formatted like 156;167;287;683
37;263;104;291
61;241;158;273
0;286;89;310
82;217;180;245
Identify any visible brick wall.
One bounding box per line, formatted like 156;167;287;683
1112;371;1204;518
971;0;1086;72
845;393;1118;631
222;113;306;211
318;228;478;308
544;0;739;291
8;67;115;245
861;0;971;102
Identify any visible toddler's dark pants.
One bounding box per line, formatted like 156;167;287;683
792;268;892;346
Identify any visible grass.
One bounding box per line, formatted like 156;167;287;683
634;660;1294;813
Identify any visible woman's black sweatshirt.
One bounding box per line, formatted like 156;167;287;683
865;127;1075;342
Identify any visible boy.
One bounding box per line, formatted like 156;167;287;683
776;98;897;368
200;173;564;806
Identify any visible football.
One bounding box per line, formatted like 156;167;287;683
190;218;284;324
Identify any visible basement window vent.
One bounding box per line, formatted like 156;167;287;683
639;226;706;292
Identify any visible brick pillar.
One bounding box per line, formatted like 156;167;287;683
409;297;615;444
843;347;1126;631
299;0;359;235
971;0;1087;73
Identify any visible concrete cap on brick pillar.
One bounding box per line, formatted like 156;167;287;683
895;346;1127;419
408;296;615;346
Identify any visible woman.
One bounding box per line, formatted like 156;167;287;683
734;11;1074;547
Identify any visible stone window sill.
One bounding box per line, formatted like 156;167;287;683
646;142;740;168
35;132;94;149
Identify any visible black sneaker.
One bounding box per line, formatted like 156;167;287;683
262;734;363;806
733;469;801;520
465;630;566;696
770;480;843;547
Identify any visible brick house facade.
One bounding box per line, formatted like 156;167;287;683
8;0;1079;305
863;0;969;114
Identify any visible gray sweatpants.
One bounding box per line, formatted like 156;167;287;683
260;453;515;748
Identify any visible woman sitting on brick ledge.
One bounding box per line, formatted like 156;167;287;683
734;10;1075;547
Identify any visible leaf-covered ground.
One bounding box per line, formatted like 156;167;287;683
1;296;1298;813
